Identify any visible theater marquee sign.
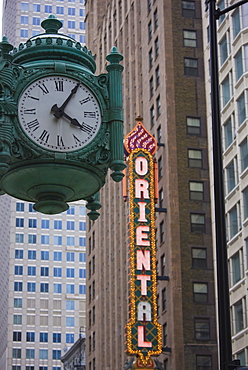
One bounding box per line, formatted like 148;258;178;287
124;120;162;366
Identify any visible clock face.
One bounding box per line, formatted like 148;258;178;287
18;75;102;152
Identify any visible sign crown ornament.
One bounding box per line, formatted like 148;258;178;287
0;15;125;218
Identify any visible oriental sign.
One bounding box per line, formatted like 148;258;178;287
124;121;162;365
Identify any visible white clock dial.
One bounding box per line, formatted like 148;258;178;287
18;76;102;152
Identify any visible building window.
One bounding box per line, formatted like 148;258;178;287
195;318;210;340
13;315;22;325
12;348;21;358
45;5;52;13
224;117;233;149
240;138;248;172
79;284;86;294
149;49;153;69
41;219;49;229
158;156;162;179
218;0;225;24
14;298;22;308
54;267;62;277
40;333;48;342
192;248;207;269
26;349;35;359
232;251;242;285
66;300;75;310
157;125;162;145
33;17;40;25
232;8;241;39
79;269;86;278
79;22;86;30
66;236;75;246
41;267;49;276
233;299;244;333
156;95;161;117
54;220;62;229
66;284;75;294
20;28;28;38
183;30;197;47
67;205;75;214
155;66;160;88
154;8;158;29
28;266;36;276
229;205;238;238
236;350;246;366
28;218;37;228
54;251;62;261
54;284;62;293
226;159;236;193
193;283;208;303
150;105;155;127
162;323;167;346
196;355;212;370
184;58;198;76
15;249;23;259
67;221;75;230
189;181;204;200
54;235;62;245
68;7;75;15
41;235;49;245
149;77;154;98
159;221;165;244
16;202;24;211
16;218;24;227
235;49;243;82
188;149;202;168
66;252;75;261
191;213;205;233
243;187;248;220
219;35;228;65
28;234;36;244
182;0;195;17
222;75;230;107
68;20;75;29
53;333;61;343
56;6;64;14
155;37;159;58
26;332;35;342
33;4;40;12
161;254;166;275
15;234;24;243
27;282;36;292
14;282;23;292
13;331;22;341
79;252;86;262
237;93;246;126
14;266;23;275
162;288;166;311
80;8;85;17
41;251;49;260
40;283;49;293
39;349;48;359
79;221;86;231
66;333;74;343
159;188;164;208
147;0;152;13
66;317;75;327
148;21;152;41
21;3;29;11
66;268;75;278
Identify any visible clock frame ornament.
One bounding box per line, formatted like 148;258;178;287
0;15;125;219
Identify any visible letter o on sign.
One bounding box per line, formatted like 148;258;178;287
135;157;148;176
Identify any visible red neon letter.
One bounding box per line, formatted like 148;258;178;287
138;326;152;347
137;274;150;295
136;226;150;246
135;157;148;176
136;250;150;271
135;179;149;199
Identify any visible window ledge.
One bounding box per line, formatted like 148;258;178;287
227;230;242;246
237;118;247;135
223;138;236;157
232;327;248;342
240;166;248;181
242;217;248;228
229;277;246;293
221;96;234;115
225;184;239;202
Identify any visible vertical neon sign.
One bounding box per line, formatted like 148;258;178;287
124;120;162;366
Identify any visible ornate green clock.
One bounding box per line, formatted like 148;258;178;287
0;16;125;218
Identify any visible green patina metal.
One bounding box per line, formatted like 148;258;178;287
0;15;125;218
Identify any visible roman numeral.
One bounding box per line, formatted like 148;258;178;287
28;96;39;101
55;81;64;92
39;130;50;143
24;108;36;115
80;123;93;134
84;111;96;118
57;135;65;147
73;134;81;144
79;97;91;105
38;83;49;95
27;119;40;132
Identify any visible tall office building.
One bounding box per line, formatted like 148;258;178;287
86;0;218;369
0;2;87;370
202;1;248;366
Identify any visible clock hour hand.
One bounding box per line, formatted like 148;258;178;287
51;82;80;118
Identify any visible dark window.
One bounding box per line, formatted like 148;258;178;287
147;0;152;13
156;95;161;117
149;48;153;69
162;323;167;346
191;213;205;233
195;318;210;340
158;156;162;179
240;137;248;172
157;125;162;144
192;248;207;269
182;0;196;18
154;8;158;29
148;21;152;41
155;37;159;58
196;355;212;370
13;332;22;341
193;283;208;303
149;77;154;98
150;105;155;127
183;29;197;47
155;66;160;87
159;188;164;208
162;288;166;311
188;149;202;168
189;181;204;200
184;58;198;76
187;117;201;134
160;221;164;243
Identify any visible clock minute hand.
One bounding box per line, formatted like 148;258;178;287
61;111;83;129
51;82;80;118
